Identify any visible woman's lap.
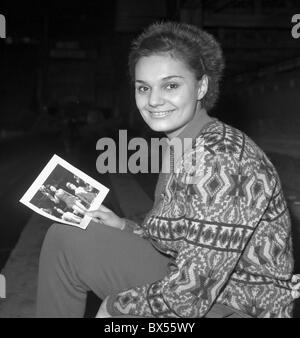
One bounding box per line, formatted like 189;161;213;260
40;221;171;299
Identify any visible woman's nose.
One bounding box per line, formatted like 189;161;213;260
148;88;164;107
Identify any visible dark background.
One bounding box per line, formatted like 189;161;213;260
1;0;300;135
0;0;300;317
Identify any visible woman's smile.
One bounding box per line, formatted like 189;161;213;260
147;109;176;119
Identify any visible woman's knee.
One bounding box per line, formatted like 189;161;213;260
42;223;82;255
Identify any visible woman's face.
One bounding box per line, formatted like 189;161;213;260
134;53;206;138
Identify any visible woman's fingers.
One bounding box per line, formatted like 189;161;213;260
86;210;112;226
87;211;105;224
92;217;103;224
86;210;106;219
75;200;87;211
84;207;123;229
86;205;111;215
73;205;85;215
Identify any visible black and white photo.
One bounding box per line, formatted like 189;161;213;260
20;154;109;229
0;0;300;321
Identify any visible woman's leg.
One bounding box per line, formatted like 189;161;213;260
36;222;171;318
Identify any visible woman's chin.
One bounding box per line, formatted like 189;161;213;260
144;120;173;133
145;121;183;138
147;124;170;134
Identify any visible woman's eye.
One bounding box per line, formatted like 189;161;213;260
165;83;179;90
136;86;149;93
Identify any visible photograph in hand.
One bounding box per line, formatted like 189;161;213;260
20;155;109;229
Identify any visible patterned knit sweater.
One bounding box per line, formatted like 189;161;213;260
106;119;295;318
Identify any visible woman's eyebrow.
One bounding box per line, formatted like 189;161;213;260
135;80;148;84
162;75;184;81
135;75;184;84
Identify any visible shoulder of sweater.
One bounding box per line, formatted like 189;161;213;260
180;121;280;188
193;120;266;163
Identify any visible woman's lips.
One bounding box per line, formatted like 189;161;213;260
148;110;175;118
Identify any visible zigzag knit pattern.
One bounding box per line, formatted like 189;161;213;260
108;120;295;318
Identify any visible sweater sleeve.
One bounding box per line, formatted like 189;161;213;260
106;149;273;317
122;217;149;239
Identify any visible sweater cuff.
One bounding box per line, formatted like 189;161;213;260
106;294;123;317
121;218;139;233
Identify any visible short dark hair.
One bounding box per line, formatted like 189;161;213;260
129;21;225;111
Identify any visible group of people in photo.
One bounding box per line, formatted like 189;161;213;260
39;175;98;224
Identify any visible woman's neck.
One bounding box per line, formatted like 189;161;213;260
166;107;211;140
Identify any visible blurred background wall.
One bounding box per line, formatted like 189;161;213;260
0;0;299;138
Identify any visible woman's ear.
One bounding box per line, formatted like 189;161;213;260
197;75;208;101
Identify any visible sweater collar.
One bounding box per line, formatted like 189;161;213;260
160;111;218;173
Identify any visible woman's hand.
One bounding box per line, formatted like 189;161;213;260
95;297;111;318
85;204;126;230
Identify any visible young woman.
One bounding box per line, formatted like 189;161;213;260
36;22;300;318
